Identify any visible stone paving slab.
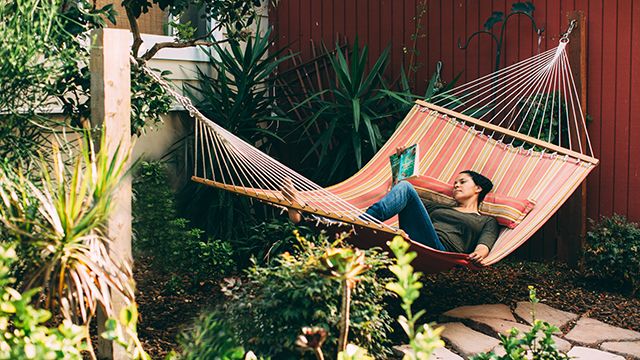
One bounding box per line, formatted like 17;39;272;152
565;317;640;345
393;345;463;359
567;346;626;360
438;322;500;358
601;341;640;359
437;303;640;360
514;301;579;329
431;347;464;360
441;304;516;322
466;316;571;352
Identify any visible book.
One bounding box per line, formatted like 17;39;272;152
390;144;419;184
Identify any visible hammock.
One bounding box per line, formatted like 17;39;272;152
140;30;598;273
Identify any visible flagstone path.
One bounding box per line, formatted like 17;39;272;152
396;302;640;359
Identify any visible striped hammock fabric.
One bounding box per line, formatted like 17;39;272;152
141;36;599;273
324;102;597;272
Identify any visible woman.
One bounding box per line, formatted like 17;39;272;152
364;170;499;266
283;170;498;266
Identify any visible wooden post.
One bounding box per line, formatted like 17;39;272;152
557;11;587;265
90;28;132;360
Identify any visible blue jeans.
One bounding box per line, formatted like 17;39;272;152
365;181;446;250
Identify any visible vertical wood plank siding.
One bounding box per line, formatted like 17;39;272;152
270;0;640;260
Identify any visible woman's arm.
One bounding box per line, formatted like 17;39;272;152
468;217;499;266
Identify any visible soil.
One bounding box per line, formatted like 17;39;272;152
134;254;223;359
134;255;640;359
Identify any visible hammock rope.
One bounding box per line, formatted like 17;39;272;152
137;29;598;272
140;64;396;232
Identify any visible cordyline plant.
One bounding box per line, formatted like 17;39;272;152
0;132;135;324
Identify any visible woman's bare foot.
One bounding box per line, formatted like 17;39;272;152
281;177;305;224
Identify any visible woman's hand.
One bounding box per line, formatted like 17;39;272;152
467;244;490;266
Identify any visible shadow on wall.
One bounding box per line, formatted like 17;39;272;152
133;111;191;188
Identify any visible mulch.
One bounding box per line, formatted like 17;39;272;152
134;255;640;359
419;260;640;332
134;254;222;359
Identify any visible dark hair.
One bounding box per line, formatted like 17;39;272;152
460;170;493;203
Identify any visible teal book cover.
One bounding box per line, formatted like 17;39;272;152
390;144;419;184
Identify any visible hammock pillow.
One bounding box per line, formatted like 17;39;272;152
407;176;536;229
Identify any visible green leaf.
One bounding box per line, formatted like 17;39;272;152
352;98;361;131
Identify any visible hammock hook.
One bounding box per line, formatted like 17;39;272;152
560;19;577;43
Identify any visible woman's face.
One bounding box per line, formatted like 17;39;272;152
452;173;482;202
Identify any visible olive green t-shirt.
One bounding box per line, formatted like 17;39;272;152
422;200;499;253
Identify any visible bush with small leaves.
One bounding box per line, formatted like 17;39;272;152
133;161;236;288
235;218;313;267
0;245;86;359
167;311;250;360
218;231;394;359
386;236;444;359
583;214;640;295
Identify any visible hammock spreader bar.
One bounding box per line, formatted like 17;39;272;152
190;175;403;235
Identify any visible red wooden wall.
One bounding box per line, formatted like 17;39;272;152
270;0;640;259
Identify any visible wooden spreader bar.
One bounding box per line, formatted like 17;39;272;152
416;100;600;166
191;176;404;237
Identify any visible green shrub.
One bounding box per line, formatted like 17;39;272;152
583;214;640;294
133;161;177;252
0;245;87;358
133;161;235;287
386;236;444;359
234;218;313;266
168;312;250;360
218;231;394;359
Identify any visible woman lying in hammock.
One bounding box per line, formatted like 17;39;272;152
283;167;498;266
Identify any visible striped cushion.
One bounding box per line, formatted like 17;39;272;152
407;176;536;229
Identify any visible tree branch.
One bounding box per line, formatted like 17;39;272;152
140;38;230;62
126;7;143;58
136;21;227;61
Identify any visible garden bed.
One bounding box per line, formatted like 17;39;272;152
134;254;640;358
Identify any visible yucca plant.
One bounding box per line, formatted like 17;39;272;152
177;27;293;239
186;27;292;148
296;40;408;185
0;132;135;324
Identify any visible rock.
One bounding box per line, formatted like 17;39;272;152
567;346;625;359
392;345;463;359
467;316;571;352
601;341;640;359
491;344;506;357
514;301;579;329
438;322;500;358
431;347;464;360
442;304;516;322
565;317;640;345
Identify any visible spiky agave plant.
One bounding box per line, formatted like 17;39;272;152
0;132;135;323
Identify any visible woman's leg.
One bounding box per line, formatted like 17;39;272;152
365;181;445;250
